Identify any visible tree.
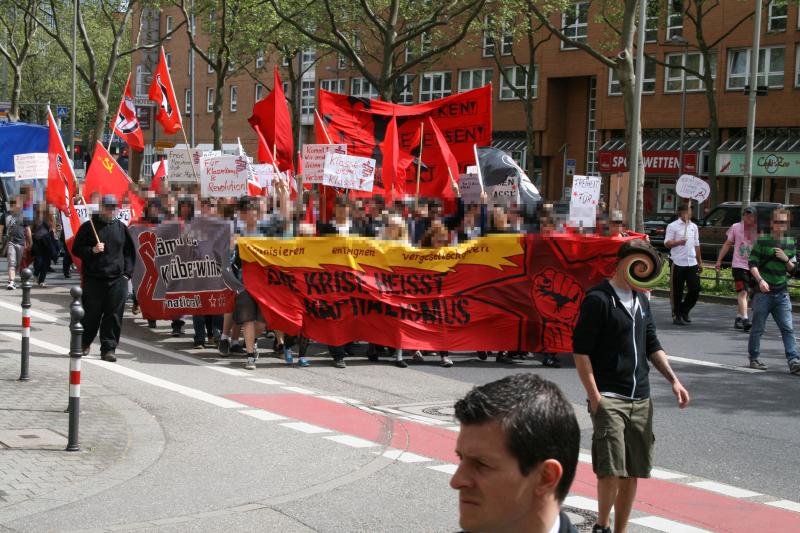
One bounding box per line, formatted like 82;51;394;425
0;0;40;121
265;0;486;102
175;0;276;149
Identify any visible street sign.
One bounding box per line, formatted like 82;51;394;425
56;106;69;117
566;158;577;176
134;96;153;107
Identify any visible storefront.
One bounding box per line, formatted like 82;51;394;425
597;136;708;219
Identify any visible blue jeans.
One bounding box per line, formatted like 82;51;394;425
748;291;799;364
192;315;223;344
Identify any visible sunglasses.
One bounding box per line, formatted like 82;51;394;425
772;220;789;225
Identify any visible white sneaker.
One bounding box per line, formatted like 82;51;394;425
6;282;15;290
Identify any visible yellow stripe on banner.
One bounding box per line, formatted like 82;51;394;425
237;235;524;273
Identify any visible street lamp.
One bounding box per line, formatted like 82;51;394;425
664;35;689;178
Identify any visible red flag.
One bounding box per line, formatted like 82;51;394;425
148;47;182;135
249;67;294;172
304;190;316;225
380;116;401;203
149;159;167;194
426;116;459;197
127;192;146;224
84;142;133;204
315;111;333;144
254;125;275;165
45;107;76;215
112;74;145;151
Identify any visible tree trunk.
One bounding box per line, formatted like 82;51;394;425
213;71;225;149
9;65;23;122
91;95;110;157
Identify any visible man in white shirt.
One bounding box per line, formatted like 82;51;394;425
664;202;703;325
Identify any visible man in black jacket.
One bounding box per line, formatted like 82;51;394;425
73;195;135;362
573;239;689;533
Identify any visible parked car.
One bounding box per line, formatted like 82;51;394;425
643;219;668;252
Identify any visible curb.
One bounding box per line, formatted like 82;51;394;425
651;289;800;312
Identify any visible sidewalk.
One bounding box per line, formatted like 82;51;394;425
0;314;164;523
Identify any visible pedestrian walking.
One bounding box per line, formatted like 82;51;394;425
665;202;702;325
573;239;690;533
1;197;32;290
451;374;580;533
715;206;757;331
72;195;135;362
747;208;800;374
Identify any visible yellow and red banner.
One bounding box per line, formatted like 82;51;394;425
240;233;640;352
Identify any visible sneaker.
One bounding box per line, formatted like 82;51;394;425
244;355;256;370
439;357;454;368
673;315;685;326
37;282;47;288
542;355;561;368
333;359;346;369
412;350;425;362
284;348;294;365
681;312;692;324
207;336;218;347
171;320;185;337
789;360;800;375
192;341;205;350
131;303;140;315
229;343;246;355
82;345;90;356
749;359;768;370
218;338;230;355
734;317;744;330
496;352;517;364
477;351;489;361
743;318;752;332
298;357;310;367
147;320;157;328
592;525;612;533
394;359;408;368
100;351;117;363
6;282;15;290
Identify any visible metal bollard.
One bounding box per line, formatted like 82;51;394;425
66;286;84;452
18;268;33;381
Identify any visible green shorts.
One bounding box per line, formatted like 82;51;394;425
589;396;654;479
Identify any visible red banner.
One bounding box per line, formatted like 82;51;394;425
239;233;638;352
598;150;698;175
317;86;492;198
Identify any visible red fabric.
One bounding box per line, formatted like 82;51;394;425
304;191;315;225
148;47;182;135
112;74;145;151
84;142;132;204
247;180;263;196
149;159;167;194
314;111;333;143
248;67;294;172
317;85;491;199
380;116;400;203
427;116;459;196
254;125;275;165
128;193;145;224
46;108;76;214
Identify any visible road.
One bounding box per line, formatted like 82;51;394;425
1;273;799;532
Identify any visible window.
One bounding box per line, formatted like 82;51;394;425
184;89;191;115
337;54;347;70
282;54;290;67
135;65;149;97
500;31;513;56
483;15;513;57
667;2;683;39
301;49;315;71
301;79;315;115
419;71;452;102
404;42;415;62
767;1;787;32
420;32;432;55
665;52;716;92
351;77;379;99
165;15;173;38
353;32;362;51
561;2;588;49
609;57;656;95
395;74;414;104
499;65;537;100
727;47;785;90
320;78;346;94
644;2;659;42
229;86;238;112
255;51;264;69
459;68;493;92
255;83;264;102
165;52;172;71
206;88;214;113
207;50;215;73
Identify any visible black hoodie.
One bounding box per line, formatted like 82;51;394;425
73;215;135;281
572;279;662;400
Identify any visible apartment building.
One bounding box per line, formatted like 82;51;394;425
131;2;800;217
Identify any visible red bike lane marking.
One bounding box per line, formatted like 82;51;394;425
228;393;800;532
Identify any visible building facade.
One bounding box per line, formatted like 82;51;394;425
131;2;800;218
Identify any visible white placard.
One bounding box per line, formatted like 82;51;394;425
568;175;602;228
251;164;274;194
676;173;710;204
116;207;133;226
167;148;220;182
322;153;376;192
460;173;483;204
302;144;347;184
200;155;249;198
488;175;520;205
73;203;97;224
14;153;49;181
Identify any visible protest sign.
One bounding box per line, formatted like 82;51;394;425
676;174;710;204
239;232;642;353
167;148;220;182
487;174;520;205
73;203;97;224
200;155;248;198
460;173;482;204
14;153;49;181
322;153;376;192
301;144;347;184
251;164;274;193
131;218;241;319
568;175;601;228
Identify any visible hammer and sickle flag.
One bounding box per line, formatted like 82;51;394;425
148;46;182;135
112;73;145;151
84;142;137;207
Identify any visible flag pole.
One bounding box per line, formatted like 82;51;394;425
315;109;333;144
76;194;101;244
180;127;200;182
472;144;485;194
414;121;424;209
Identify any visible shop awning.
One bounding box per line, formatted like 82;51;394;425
717;130;800;153
492;133;528;153
599;135;709;153
716;130;800;178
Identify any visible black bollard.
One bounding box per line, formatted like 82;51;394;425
66;286;84;452
18;268;33;381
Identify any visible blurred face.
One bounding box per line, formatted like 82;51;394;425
772;214;789;236
680;205;692;221
245;208;259;226
432;227;449;248
742;211;755;225
450;421;539;533
335;205;349;223
100;205;115;221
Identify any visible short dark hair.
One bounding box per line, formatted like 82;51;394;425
676;202;690;214
454;374;579;502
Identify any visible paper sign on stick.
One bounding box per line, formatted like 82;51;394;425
301;144;347;184
460;173;483;204
676;174;710;204
568;175;601;228
168;148;220;182
251;164;274;194
322;153;376;192
14;153;49;181
200;155;249;198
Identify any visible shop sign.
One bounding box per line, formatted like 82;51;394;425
717;152;800;178
598;150;697;175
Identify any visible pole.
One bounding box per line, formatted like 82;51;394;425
680;42;687;235
414;121;425;209
560;144;568;200
66;286;84;452
315;109;333;143
190;0;196;147
68;0;78;160
180;128;200;182
742;0;762;208
18;268;33;381
626;0;647;232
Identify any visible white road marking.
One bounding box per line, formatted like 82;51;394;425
378;449;432;463
249;377;285;386
280;386;316;395
765;499;800;513
324;435;379;448
239;409;287;421
579;452;593;463
0;331;66;354
688;481;762;498
563;496;599;512
669;355;762;374
0;300;58;322
630;516;713;533
280;422;331;434
427;464;457;475
444;426;460;432
651;468;688;480
119;336;251;377
397;414;449;426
